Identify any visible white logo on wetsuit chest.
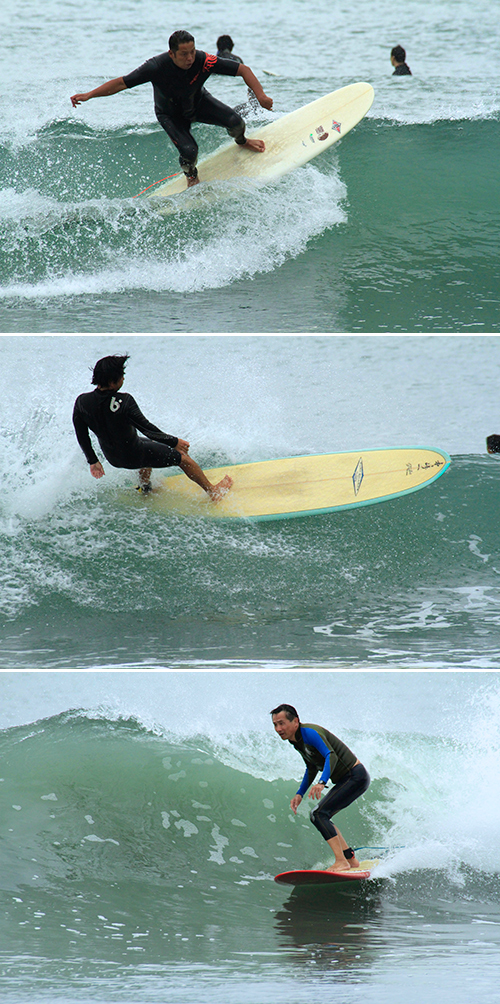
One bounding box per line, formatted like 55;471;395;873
110;397;121;412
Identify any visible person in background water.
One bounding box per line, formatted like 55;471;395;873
271;704;370;872
216;34;259;112
73;353;233;501
391;45;412;75
216;35;243;64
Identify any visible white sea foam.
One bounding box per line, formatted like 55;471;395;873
0;167;346;301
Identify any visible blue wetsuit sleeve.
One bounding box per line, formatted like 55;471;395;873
296;727;339;794
297;766;316;798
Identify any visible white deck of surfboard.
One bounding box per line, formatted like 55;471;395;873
148;82;374;201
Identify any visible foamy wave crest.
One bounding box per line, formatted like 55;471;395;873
0;166;345;300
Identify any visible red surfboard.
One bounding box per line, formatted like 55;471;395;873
274;867;372;886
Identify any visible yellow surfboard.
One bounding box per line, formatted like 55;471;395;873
147;82;374;203
145;447;450;521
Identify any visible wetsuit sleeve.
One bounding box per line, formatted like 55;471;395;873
72;400;99;465
297;727;340;793
203;53;240;77
126;396;179;447
297;765;319;798
123;57;158;88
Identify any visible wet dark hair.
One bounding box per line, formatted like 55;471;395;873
217;35;234;51
169;30;195;52
270;704;299;721
391;45;406;63
91;354;130;386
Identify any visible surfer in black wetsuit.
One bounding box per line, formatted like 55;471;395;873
271;704;370;873
215;35;260;114
216;35;243;64
391;45;412;76
73;353;233;500
70;30;273;186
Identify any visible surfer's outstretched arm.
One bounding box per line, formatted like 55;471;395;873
71;77;127;107
236;65;273;110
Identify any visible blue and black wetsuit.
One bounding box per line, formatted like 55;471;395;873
123;50;244;178
73;388;182;470
290;723;370;840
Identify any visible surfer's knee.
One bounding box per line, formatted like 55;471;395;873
227;112;246;144
310;805;325;828
310;805;337;840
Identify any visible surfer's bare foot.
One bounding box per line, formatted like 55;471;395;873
243;138;265;153
349;855;360;868
186;175;200;187
208;474;233;502
325;861;351;873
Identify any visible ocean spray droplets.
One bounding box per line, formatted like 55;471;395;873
0;167;345;300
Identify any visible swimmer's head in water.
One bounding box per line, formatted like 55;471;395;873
391;45;406;63
217;35;234;51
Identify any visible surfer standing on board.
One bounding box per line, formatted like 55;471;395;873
271;704;370;873
73;354;233;501
70;30;273;187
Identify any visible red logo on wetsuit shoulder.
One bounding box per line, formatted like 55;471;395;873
203;54;218;71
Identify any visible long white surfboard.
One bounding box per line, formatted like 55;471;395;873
148;82;374;201
138;446;451;521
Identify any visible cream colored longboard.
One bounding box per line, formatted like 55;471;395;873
146;447;450;521
148;82;374;201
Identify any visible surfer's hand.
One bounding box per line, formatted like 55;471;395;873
258;93;273;110
90;461;105;479
290;794;302;814
176;438;190;454
71;93;90;107
309;784;326;800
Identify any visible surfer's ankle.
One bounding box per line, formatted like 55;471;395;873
207;474;233;501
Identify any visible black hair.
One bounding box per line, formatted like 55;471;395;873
270;704;299;721
169;30;195;52
391;45;406;63
91;354;130;387
217;35;234;51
